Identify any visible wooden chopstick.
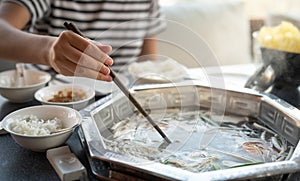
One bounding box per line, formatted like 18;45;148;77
63;22;171;144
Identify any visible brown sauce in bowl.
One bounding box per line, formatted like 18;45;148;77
47;89;87;102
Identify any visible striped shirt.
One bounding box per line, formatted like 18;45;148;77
3;0;166;71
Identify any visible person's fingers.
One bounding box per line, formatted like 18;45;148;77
53;57;112;82
61;30;90;50
91;40;113;54
51;31;114;81
73;64;113;82
61;43;111;75
98;45;112;54
84;44;114;67
62;31;113;65
97;45;113;66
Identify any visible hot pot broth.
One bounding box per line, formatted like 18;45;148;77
103;109;294;173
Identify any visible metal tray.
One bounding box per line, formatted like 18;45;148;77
78;81;300;180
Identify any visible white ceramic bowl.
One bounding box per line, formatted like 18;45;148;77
1;105;82;152
34;84;95;110
128;58;188;84
55;74;129;96
0;69;51;103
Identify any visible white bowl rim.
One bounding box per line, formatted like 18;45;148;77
128;59;188;83
1;105;82;138
34;84;95;105
0;69;51;89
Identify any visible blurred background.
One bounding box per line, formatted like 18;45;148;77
158;0;300;67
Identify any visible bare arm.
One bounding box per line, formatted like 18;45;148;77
139;35;160;61
0;2;54;65
0;2;113;81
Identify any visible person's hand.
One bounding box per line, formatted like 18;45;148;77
48;30;113;81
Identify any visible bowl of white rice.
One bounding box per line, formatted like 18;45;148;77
1;105;81;152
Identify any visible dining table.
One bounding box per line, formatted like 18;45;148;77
1;63;300;181
0;96;101;181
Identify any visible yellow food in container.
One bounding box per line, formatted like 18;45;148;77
258;21;300;54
